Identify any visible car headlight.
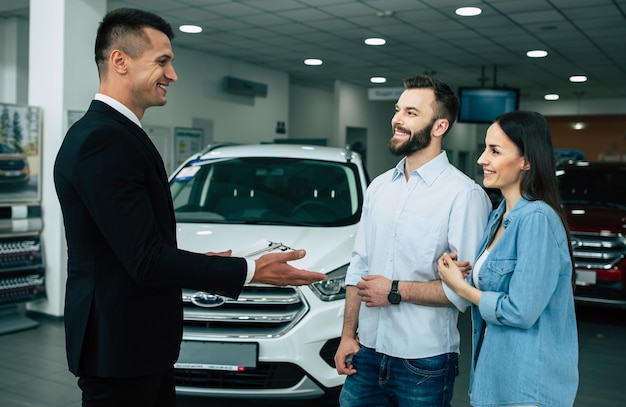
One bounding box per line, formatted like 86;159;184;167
310;264;347;301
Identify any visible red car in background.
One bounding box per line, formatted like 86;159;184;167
557;160;626;308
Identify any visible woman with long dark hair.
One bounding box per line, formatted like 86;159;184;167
438;111;578;406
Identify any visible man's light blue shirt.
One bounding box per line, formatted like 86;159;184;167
345;151;492;359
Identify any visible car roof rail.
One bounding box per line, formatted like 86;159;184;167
197;142;239;155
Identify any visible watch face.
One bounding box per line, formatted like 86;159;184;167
388;292;401;304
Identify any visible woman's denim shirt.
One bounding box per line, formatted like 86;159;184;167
469;197;579;407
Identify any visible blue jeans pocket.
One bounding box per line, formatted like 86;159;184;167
403;353;450;377
402;353;458;401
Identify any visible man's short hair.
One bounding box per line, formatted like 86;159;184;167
94;8;174;75
403;75;460;133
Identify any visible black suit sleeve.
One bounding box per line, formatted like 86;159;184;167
73;120;246;298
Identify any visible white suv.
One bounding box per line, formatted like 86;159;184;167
169;143;368;401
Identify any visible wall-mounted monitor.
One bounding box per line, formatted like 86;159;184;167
457;87;520;124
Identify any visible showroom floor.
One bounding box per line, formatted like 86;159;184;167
0;305;624;407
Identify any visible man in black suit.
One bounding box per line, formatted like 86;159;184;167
53;8;326;407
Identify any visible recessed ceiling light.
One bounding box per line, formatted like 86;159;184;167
376;10;394;17
569;121;588;130
544;94;559;100
179;25;202;34
304;58;323;66
455;7;482;17
569;75;588;83
365;38;386;46
370;77;387;84
527;50;548;58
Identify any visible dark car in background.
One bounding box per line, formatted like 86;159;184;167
0;143;30;186
557;160;626;308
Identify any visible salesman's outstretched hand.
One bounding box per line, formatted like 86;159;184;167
251;249;327;286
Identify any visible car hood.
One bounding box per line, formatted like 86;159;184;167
563;204;626;233
0;154;25;160
175;222;358;274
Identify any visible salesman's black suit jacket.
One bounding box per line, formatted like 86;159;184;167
54;100;247;378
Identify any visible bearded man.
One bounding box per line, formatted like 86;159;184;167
334;75;492;407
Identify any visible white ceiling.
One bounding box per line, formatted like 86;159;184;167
3;0;626;102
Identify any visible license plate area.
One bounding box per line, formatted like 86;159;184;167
175;341;258;371
576;270;597;286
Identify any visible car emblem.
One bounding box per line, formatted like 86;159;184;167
190;291;226;308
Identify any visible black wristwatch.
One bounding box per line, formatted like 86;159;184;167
387;280;401;304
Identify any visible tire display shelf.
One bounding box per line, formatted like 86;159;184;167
0;204;45;334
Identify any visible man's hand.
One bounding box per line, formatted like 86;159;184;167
251;249;327;286
356;274;392;307
334;336;359;376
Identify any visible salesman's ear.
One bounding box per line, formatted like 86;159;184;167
109;49;129;74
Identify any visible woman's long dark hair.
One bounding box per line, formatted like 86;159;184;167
496;111;576;288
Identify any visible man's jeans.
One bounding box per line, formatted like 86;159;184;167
339;346;458;407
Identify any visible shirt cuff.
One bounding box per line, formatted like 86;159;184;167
442;280;471;312
245;258;256;284
478;291;501;325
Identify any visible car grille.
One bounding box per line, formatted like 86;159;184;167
571;232;626;270
572;232;626;303
0;160;25;171
175;362;305;389
181;285;308;338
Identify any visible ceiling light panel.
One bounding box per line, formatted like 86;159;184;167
365;38;386;46
526;50;548;57
304;58;323;66
456;7;482;17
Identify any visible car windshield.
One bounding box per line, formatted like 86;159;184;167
0;144;16;154
170;156;364;226
557;168;626;208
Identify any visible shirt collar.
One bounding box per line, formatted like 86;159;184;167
494;195;531;228
392;151;449;186
94;93;142;128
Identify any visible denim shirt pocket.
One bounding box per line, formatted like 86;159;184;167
481;258;516;292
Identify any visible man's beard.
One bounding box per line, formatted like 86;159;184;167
388;120;434;156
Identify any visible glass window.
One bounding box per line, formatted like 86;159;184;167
170;157;363;226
